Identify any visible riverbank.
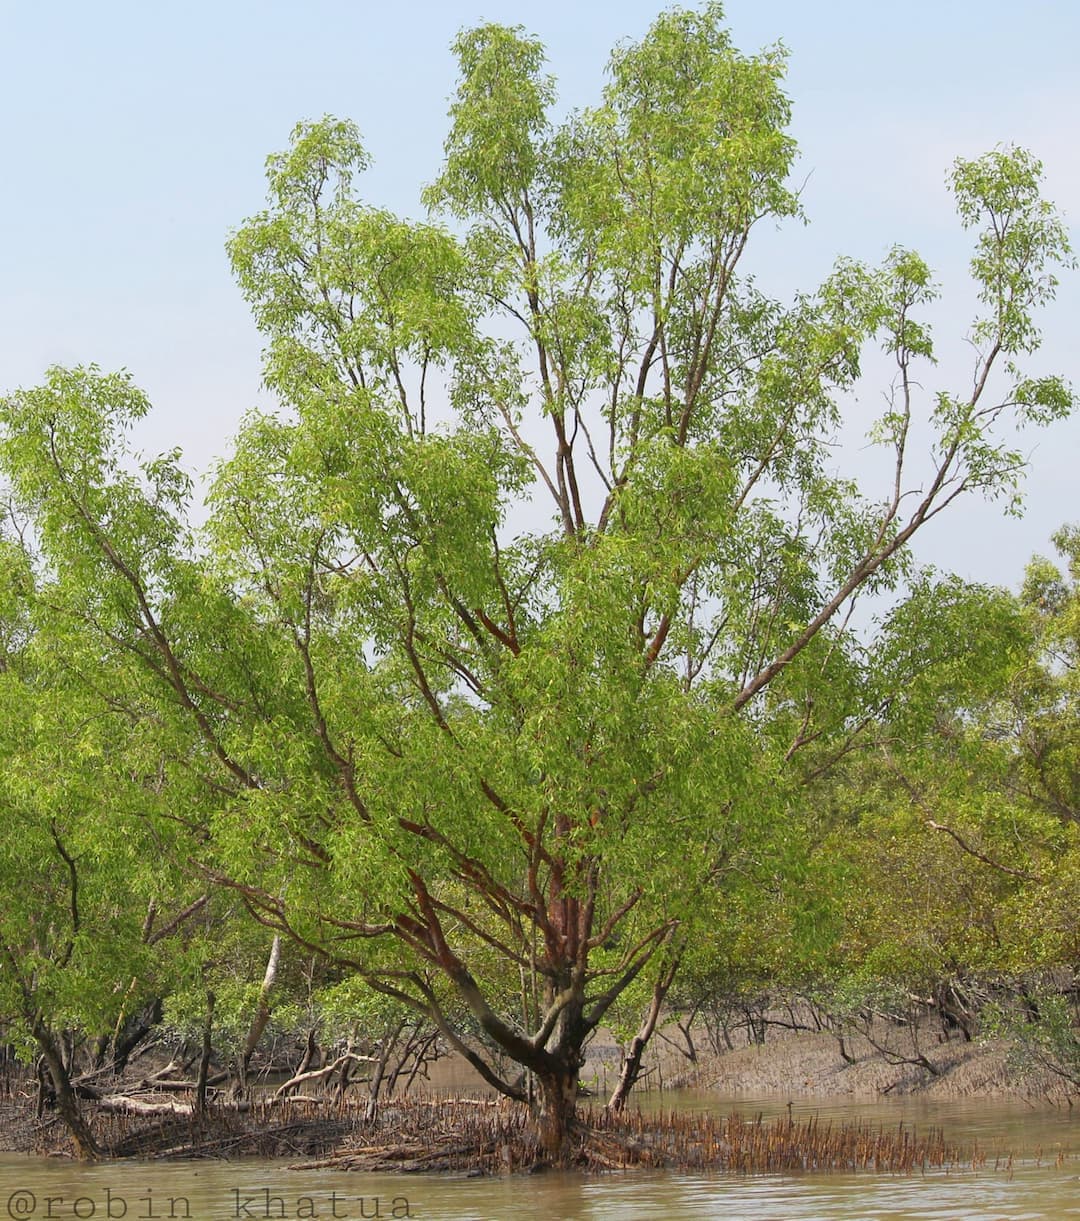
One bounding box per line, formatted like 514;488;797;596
546;1016;1070;1110
1;1020;1069;1164
0;1090;978;1175
684;1026;1059;1102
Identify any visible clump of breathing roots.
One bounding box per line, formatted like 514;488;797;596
292;1099;982;1175
12;1089;988;1175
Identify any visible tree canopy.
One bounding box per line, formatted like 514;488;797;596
0;4;1075;1161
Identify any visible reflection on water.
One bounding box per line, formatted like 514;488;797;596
2;1093;1078;1220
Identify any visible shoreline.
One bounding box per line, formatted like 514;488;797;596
2;1023;1070;1164
672;1027;1058;1102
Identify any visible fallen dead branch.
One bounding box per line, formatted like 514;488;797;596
274;1051;378;1099
98;1096;193;1118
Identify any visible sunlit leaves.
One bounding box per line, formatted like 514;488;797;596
952;146;1075;355
425;24;554;222
0;6;1076;1121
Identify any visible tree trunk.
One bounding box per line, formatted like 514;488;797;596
195;989;215;1120
535;1064;580;1165
364;1043;388;1123
364;1019;404;1122
234;934;281;1096
607;1030;650;1114
33;1021;102;1161
283;1026;319;1095
607;956;679;1113
335;1048;353;1101
112;996;163;1072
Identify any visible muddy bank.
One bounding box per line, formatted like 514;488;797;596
415;1019;1064;1106
0;1092;363;1160
0;1090;981;1176
632;1025;1070;1105
0;1021;1068;1164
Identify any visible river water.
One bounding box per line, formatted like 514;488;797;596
2;1093;1078;1220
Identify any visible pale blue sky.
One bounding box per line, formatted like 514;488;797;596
2;1;1077;583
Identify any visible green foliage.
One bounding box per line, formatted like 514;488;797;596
0;6;1075;1136
952;147;1075;356
985;988;1080;1093
0;618;167;1053
786;522;1080;1038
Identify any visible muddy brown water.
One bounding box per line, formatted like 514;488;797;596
2;1092;1079;1219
